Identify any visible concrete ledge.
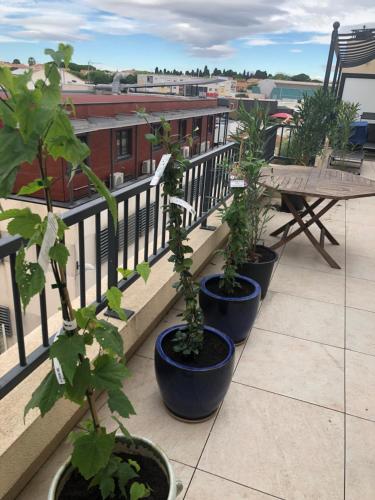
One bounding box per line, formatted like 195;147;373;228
0;210;228;500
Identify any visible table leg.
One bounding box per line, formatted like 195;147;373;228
271;195;341;269
301;198;340;246
270;198;324;237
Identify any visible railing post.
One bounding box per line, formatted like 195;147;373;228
324;21;340;90
200;157;216;231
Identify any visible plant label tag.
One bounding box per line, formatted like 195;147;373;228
230;178;247;188
170;196;196;217
52;328;66;385
38;213;58;272
63;319;77;332
150;154;172;186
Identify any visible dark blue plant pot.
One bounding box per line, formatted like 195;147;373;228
154;325;235;421
199;274;261;344
237;245;278;299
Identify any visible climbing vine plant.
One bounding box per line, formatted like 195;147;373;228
0;45;150;499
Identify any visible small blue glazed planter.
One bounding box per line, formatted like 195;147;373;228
199;273;261;344
155;324;235;421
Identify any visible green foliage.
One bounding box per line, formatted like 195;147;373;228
231;102;271;159
130;482;151;500
144;116;204;356
1;44;150;499
105;287;127;321
136;262;151;283
328;101;360;159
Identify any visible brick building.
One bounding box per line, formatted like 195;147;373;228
13;93;229;205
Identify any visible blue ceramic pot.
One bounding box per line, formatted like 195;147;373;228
237;245;278;299
199;274;261;344
155;325;235;421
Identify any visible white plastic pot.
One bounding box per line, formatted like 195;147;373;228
48;435;183;499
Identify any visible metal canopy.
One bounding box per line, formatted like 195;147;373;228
324;22;375;96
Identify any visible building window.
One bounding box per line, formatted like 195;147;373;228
116;129;132;159
192;117;202;138
179;119;187;141
151;123;163;151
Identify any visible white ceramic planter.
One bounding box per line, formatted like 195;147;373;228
48;435;183;500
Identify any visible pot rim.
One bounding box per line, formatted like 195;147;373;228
200;273;261;303
243;245;278;266
156;324;235;372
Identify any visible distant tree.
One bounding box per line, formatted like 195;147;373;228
163;68;167;74
273;72;290;80
254;69;268;79
12;58;21;64
88;70;114;84
155;66;159;74
311;78;322;83
120;74;137;84
242;70;246;78
291;73;311;82
203;65;210;77
28;56;36;66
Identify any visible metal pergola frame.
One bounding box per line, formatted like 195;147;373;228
324;22;375;98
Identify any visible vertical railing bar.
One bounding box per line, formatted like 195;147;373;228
279;126;284;156
123;200;129;270
199;160;207;217
36;246;49;347
183;168;190;227
78;220;86;307
188;165;196;227
144;188;150;261
134;194;140;267
153;184;160;255
10;253;27;366
194;163;202;220
161;193;168;247
95;213;101;303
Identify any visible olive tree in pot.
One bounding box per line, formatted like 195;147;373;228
237;154;277;299
144;118;235;422
199;161;261;344
0;46;181;500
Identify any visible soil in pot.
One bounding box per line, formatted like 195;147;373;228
205;277;254;299
162;329;229;368
59;452;169;500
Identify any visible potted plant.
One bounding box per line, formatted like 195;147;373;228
237;153;277;299
144;118;235;422
0;45;182;499
328;101;360;167
199;160;261;344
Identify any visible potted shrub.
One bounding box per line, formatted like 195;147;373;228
144;118;235;422
328;101;360;167
237;154;277;299
0;45;182;499
199;160;261;344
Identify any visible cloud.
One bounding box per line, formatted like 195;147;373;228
290;48;302;52
246;38;276;46
0;0;375;59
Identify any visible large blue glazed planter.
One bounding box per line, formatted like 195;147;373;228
155;324;235;421
199;273;261;344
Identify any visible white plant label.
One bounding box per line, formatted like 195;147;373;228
38;213;58;272
170;196;196;217
150;154;172;186
52;328;66;385
230;179;247;188
63;319;77;331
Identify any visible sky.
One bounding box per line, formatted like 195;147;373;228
1;0;375;79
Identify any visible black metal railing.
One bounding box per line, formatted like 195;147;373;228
0;143;237;399
264;123;295;163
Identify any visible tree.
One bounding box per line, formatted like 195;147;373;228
154;66;159;74
291;73;311;82
12;58;21;64
254;70;268;79
203;65;210;77
273;72;290;80
28;56;36;66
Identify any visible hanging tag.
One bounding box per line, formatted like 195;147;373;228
38;213;58;272
52;328;66;385
150;154;172;186
230;179;247;188
170;196;196;217
63;319;77;331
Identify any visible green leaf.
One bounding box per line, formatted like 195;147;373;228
7;209;42;239
105;287;126;321
128;459;140;473
17;178;53;196
64;358;91;404
117;461;139;496
117;267;133;280
80;163;117;228
75;304;97;329
49;243;70;267
92;355;130;391
130;482;151;500
93;320;124;356
112;416;132;440
56;217;68;239
136;262;151;283
15;247;45;311
71;430;115;480
0;66;15;94
108;390;136;418
145;133;157;144
45;43;73;68
0;167;18;198
99;476;115;500
49;334;86;385
24;371;64;419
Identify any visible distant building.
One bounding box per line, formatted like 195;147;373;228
11;66;91;92
12;93;230;205
257;79;322;103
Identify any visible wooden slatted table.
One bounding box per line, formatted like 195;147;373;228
260;165;375;269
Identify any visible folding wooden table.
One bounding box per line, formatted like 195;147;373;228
260;165;375;269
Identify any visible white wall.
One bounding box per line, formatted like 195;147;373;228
342;77;375;115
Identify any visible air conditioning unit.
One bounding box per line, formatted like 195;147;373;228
200;141;210;153
142;159;156;175
182;146;190;159
112;172;124;187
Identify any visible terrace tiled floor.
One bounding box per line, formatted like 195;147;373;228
18;161;375;499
